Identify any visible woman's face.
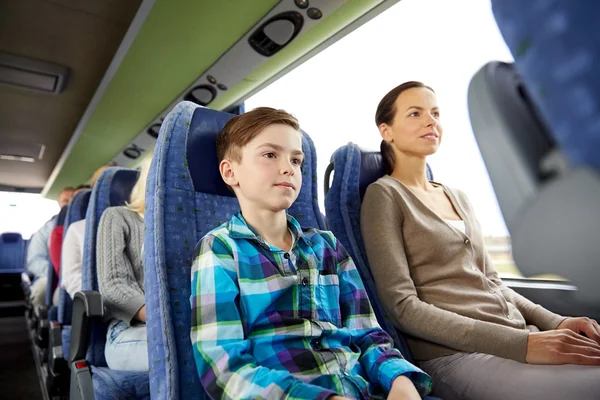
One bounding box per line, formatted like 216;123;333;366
379;87;442;157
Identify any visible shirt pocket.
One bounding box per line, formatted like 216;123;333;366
316;269;341;325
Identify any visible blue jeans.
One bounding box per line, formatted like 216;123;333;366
105;319;149;372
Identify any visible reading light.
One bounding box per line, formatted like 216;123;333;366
0;52;69;93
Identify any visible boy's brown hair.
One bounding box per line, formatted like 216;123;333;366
216;107;299;163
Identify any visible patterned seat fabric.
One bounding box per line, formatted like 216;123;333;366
324;143;433;364
80;167;149;400
492;0;600;172
144;101;325;399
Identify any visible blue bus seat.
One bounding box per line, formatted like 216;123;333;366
0;232;25;272
69;167;149;400
467;1;600;307
46;189;92;398
58;189;92;356
324;143;434;364
0;232;26;303
144;101;325;399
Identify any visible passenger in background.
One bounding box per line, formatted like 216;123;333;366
61;167;112;300
45;184;91;305
28;186;75;307
190;108;431;399
97;156;152;372
361;81;600;400
57;186;74;208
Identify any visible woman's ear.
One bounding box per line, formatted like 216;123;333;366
379;123;393;143
219;159;238;188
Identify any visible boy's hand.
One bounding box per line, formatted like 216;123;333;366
387;375;420;400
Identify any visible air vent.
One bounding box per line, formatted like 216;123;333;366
249;12;304;57
0;52;69;93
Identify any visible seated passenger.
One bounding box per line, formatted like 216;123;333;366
28;186;74;307
190;107;432;399
361;81;600;400
61;167;111;299
97;157;152;372
50;184;91;282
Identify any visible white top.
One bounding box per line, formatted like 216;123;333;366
444;219;466;234
61;219;86;299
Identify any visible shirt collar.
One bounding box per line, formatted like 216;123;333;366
228;212;309;245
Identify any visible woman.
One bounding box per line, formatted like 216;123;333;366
61;165;112;299
361;81;600;399
97;155;152;371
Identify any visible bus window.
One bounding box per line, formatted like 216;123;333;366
0;192;59;239
246;0;562;281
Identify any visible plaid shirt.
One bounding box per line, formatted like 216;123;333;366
190;212;431;399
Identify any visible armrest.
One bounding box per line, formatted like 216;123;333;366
68;291;104;364
68;291;103;400
49;321;64;368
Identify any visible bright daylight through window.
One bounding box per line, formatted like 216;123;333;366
246;0;560;280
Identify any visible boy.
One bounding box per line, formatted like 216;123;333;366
190;107;432;399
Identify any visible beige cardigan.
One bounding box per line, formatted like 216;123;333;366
360;175;565;363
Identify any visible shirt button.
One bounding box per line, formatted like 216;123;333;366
302;277;309;286
490;289;495;294
507;315;512;320
284;253;290;259
471;266;477;271
464;239;470;245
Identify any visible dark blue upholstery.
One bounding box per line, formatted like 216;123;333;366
324;143;433;364
144;101;325;400
58;189;91;327
0;232;25;272
492;1;600;172
46;206;67;308
80;167;149;400
58;189;91;357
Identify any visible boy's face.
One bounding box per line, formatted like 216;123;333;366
220;123;304;213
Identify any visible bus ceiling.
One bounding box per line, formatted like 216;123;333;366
0;0;401;199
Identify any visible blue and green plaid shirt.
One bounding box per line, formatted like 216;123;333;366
190;212;431;399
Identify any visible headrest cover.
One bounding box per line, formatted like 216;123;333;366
356;146;434;200
187;107;237;197
0;232;22;244
56;205;68;226
358;150;386;201
108;169;139;206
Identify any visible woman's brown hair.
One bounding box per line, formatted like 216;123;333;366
375;81;434;175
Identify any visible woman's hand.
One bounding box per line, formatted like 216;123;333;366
526;329;600;365
557;317;600;344
135;305;146;322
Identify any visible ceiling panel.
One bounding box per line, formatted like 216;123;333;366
0;0;140;190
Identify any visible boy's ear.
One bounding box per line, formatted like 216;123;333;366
219;159;238;188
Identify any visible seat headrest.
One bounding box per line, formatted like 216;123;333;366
107;169;139;206
185;105;317;198
56;205;68;226
337;144;434;200
358;149;386;201
0;232;22;244
186;107;237;197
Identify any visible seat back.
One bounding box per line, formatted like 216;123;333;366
324;143;433;363
58;189;92;325
82;167;138;366
491;1;600;173
0;232;25;272
144;101;325;400
46;206;68;307
468;3;600;306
